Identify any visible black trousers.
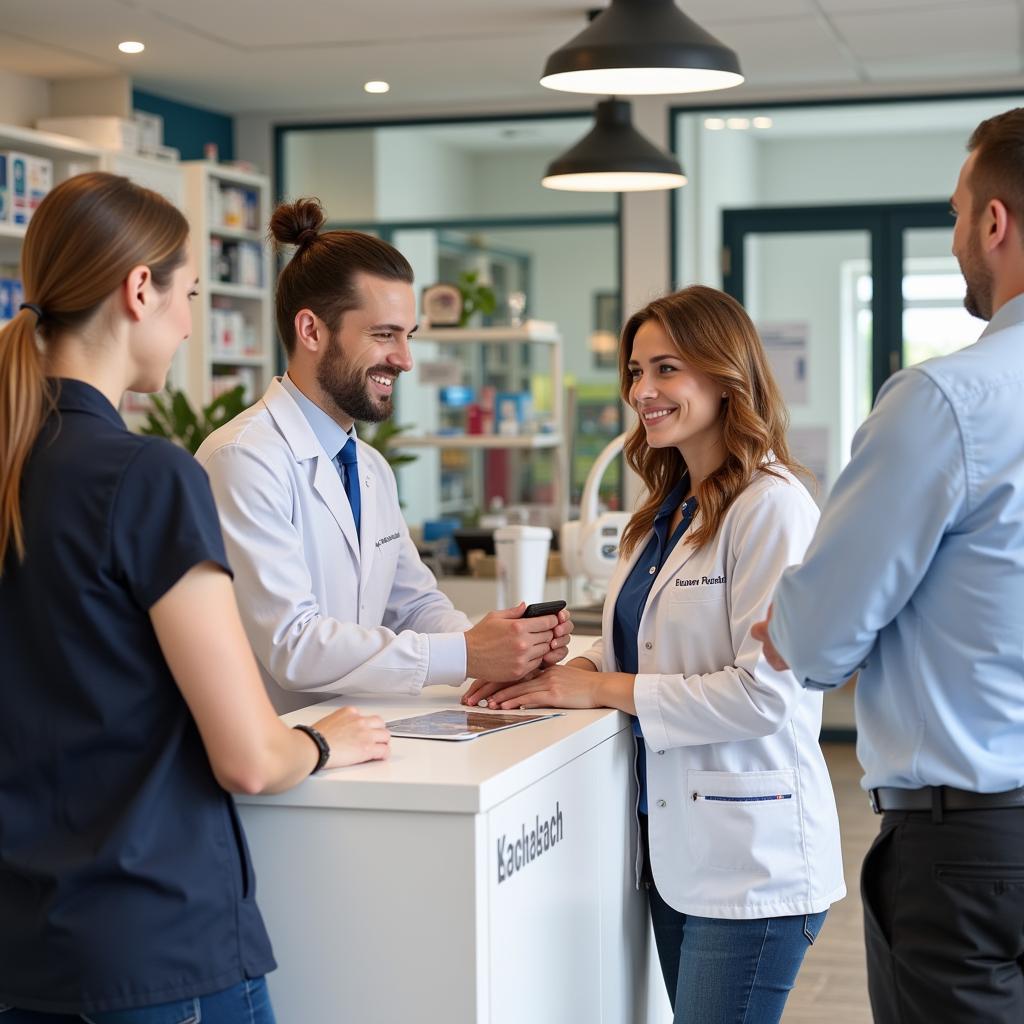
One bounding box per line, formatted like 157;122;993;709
861;806;1024;1024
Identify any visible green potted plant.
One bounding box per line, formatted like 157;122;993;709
360;419;419;473
140;385;249;454
457;270;497;327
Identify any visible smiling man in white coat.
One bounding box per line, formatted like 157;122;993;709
196;197;568;713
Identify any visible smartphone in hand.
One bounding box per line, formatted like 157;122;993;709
522;600;567;618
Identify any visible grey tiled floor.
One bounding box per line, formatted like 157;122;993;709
784;742;875;1023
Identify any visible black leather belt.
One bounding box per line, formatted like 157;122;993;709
869;785;1024;814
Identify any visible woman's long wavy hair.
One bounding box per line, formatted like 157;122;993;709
0;172;188;573
618;285;807;558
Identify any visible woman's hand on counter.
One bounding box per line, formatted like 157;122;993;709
313;706;391;769
462;668;544;707
463;657;638;715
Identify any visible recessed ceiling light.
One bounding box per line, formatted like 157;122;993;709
726;117;750;130
704;118;725;131
752;116;773;129
364;81;390;94
118;41;145;54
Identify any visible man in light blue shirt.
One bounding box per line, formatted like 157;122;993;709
754;109;1024;1024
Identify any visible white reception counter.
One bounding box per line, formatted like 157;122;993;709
236;643;651;1023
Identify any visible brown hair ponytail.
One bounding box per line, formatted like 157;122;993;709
0;171;188;572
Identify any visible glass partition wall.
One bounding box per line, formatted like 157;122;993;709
673;93;1021;498
672;92;1023;737
278;116;623;528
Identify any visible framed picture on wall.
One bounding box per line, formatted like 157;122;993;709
591;291;621;370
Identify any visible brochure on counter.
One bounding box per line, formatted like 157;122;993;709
386;708;564;742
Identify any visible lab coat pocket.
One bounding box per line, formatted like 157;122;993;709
686;768;803;880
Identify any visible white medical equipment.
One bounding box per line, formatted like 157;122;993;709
559;432;630;602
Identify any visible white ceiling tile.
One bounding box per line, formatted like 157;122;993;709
673;0;816;21
862;51;1023;80
704;15;862;83
0;0;1022;115
818;0;991;11
831;3;1019;61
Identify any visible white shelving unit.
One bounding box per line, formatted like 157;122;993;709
0;123;101;264
181;161;275;408
401;321;568;526
0;123;191;428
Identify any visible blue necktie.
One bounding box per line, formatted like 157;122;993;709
336;437;361;537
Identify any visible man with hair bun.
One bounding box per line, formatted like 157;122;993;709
197;198;571;713
754;107;1024;1024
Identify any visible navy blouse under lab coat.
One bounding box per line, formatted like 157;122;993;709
612;479;697;814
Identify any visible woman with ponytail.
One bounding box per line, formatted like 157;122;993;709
0;173;389;1022
465;285;845;1023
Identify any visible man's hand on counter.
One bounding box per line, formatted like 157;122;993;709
541;608;574;666
464;602;571;682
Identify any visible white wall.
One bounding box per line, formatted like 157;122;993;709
469;148;615;219
757;131;964;205
374;130;474;221
484;225;618;385
0;70;51;126
281;128;376;219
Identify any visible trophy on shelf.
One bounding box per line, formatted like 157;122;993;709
421;283;463;327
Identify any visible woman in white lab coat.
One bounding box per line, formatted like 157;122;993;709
464;285;845;1023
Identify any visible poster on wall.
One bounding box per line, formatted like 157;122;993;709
788;426;829;504
759;322;809;405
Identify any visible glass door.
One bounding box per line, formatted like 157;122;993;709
722;202;959;737
902;226;985;367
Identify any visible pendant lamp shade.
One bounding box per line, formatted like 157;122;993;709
541;0;743;96
542;99;687;193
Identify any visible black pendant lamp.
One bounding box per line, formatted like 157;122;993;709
541;0;743;96
542;98;686;192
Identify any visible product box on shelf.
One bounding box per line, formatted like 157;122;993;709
3;153;53;226
0;154;8;225
132;110;164;155
494;391;533;435
210;237;263;287
212;368;258;403
210;303;248;357
37;116;140;154
0;276;25;320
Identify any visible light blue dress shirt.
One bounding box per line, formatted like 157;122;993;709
770;293;1024;793
280;373;351;471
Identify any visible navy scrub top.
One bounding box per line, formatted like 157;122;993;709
612;478;697;814
0;380;275;1014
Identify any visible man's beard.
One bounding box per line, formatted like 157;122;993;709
959;229;994;321
316;334;396;424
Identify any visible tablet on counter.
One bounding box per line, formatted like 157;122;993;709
386;708;563;741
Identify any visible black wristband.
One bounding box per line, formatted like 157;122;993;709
293;723;330;774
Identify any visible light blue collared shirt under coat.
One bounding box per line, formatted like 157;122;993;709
770;293;1024;794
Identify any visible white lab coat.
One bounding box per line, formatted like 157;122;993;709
580;465;845;918
196;379;472;713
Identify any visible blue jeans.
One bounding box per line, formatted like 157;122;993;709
649;880;827;1024
0;978;275;1024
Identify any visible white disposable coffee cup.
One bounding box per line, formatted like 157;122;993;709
493;525;552;607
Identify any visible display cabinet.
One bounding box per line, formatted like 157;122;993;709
181;161;275;407
397;321;568;527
